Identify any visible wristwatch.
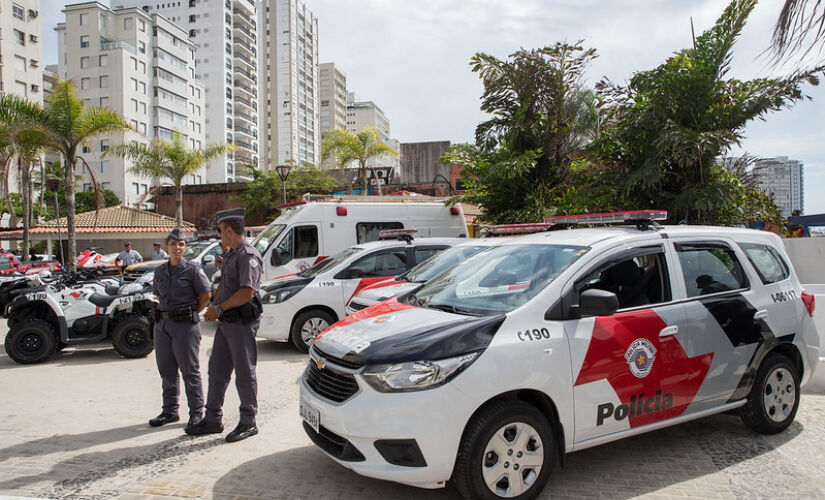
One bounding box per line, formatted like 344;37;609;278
215;305;224;316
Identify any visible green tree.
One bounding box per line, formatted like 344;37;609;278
772;0;825;60
234;164;339;221
594;0;822;224
321;127;397;195
106;132;233;228
445;42;600;223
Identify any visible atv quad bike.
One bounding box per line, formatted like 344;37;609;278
3;273;157;364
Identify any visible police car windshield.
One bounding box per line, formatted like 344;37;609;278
404;245;490;283
252;224;287;256
298;247;362;278
408;244;589;314
182;243;211;260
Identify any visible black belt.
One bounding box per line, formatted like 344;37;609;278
219;294;263;324
156;306;198;323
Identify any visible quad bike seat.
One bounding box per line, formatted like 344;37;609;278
89;293;117;308
105;285;121;296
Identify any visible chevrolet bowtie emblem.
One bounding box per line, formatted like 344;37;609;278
315;357;325;370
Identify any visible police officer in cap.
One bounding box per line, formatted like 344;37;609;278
149;228;212;431
187;208;263;442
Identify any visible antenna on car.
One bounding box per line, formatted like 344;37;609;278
544;210;668;231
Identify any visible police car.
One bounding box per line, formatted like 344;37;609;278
257;230;466;352
299;211;820;499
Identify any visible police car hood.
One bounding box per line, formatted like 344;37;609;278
314;299;505;365
352;282;420;303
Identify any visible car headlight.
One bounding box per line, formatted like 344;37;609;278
263;286;303;304
361;352;479;392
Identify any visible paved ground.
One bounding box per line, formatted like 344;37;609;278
1;322;824;500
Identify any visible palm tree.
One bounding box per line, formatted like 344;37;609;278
106;132;233;228
321;127;398;196
773;0;825;60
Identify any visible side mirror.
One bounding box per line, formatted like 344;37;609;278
202;255;215;265
334;268;364;280
573;289;619;317
269;251;281;267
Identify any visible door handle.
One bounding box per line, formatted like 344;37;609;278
754;310;768;320
659;325;678;337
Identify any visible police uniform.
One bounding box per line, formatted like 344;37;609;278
149;229;211;428
199;208;263;439
118;245;142;267
152;243;169;260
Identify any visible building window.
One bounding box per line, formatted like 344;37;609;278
131;57;138;70
189;0;196;6
100;75;109;88
79;13;88;25
13;29;25;46
100;140;110;152
80;77;90;90
131;98;138;112
14;56;26;72
99;54;109;66
124;17;133;29
139;19;146;32
100;96;109;107
80;35;89;48
12;4;25;19
133;182;140;195
131;78;138;91
189;14;196;22
140;61;146;74
140;102;147;114
139;41;146;54
140;82;147;95
140;122;147;134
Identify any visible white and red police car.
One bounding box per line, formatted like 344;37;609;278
257;230;466;352
299;211;820;499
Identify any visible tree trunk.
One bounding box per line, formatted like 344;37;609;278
369;166;384;196
65;156;77;271
176;184;183;228
360;160;368;195
21;157;31;264
1;156;19;228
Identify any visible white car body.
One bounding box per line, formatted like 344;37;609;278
257;237;467;350
250;198;467;282
299;224;820;496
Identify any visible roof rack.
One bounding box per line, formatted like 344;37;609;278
484;222;556;236
378;228;418;242
544;210;667;230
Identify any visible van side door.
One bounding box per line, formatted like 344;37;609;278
272;224;320;275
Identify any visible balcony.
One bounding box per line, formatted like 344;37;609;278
233;24;256;43
235;110;256;124
234;95;257;112
232;8;256;30
234;81;257;98
234;125;257;139
233;66;256;84
233;54;256;73
233;38;257;57
100;40;136;54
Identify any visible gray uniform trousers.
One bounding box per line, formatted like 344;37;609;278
205;318;259;425
154;319;204;417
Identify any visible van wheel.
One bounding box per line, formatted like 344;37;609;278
454;401;555;500
290;310;334;353
4;319;57;364
740;353;800;434
111;315;154;358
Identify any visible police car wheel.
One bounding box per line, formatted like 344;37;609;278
740;353;800;434
290;310;334;353
454;400;554;500
111;315;154;358
4;318;57;364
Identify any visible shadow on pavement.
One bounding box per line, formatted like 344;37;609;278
214;413;807;499
256;338;308;364
0;342;133;370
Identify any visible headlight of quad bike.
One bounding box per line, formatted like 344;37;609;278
361;352;479;392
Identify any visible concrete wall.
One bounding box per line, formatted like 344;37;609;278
154;183;266;229
399;141;452;185
783;238;825;285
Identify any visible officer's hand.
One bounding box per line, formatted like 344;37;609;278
204;306;219;322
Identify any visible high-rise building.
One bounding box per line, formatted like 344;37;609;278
117;0;260;182
345;92;398;185
57;2;205;207
753;156;804;218
259;0;320;169
318;62;346;168
0;0;43;104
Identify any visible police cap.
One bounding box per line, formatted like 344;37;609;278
215;207;245;224
167;228;187;242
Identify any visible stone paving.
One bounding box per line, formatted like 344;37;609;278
1;322;823;500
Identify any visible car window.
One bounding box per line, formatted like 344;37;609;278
676;243;748;297
406;245;489;283
294;225;319;258
276;230;293;262
414;247;444;265
205;244;222;258
299;247;361;278
0;255;10;270
356;222;403;244
350;249;407;277
252;223;286;256
739;243;790;284
578;251;671;309
183;243;209;260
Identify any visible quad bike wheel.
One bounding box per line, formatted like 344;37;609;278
4;318;58;364
111;315;154;358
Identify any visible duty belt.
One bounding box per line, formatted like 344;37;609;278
156;305;198;323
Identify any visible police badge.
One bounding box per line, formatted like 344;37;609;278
625;338;656;378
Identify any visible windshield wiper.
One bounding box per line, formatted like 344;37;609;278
426;303;481;316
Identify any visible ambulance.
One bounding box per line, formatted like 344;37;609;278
250;195;467;281
299;211;820;499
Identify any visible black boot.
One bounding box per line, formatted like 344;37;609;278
149;412;180;427
184;419;223;436
226;422;258;443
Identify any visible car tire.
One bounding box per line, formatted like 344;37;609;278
111;315;154;358
454;400;555;500
4;318;58;364
290;310;335;353
740;352;800;434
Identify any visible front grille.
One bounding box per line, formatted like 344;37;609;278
313;345;363;370
348;301;367;312
305;361;359;403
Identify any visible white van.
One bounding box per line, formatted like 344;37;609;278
250;196;467;281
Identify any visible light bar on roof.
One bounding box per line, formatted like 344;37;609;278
276;200;307;209
378;228;418;239
487;223;555;235
544;210;668;225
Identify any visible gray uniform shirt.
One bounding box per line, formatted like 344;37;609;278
153;258;211;311
118;249;142;266
152;249;169;260
218;239;263;304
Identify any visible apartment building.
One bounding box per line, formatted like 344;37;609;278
753;156;804;218
259;0;320;168
345;92;398;185
117;0;260;182
57;2;205;208
0;0;43;103
318;62;346;169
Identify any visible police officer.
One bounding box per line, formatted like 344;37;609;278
186;208;263;443
152;242;169;260
118;242;142;271
149;228;212;431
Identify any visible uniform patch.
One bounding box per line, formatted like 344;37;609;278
625;338;656;378
250;259;259;268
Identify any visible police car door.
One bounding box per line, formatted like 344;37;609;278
337;247;408;307
668;240;783;412
563;245;701;444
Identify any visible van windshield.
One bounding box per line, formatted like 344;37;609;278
298;247;362;278
406;244;589;315
253;224;286;256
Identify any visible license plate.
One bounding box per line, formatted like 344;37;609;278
300;399;320;433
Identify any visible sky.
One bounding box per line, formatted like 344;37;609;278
41;0;825;213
